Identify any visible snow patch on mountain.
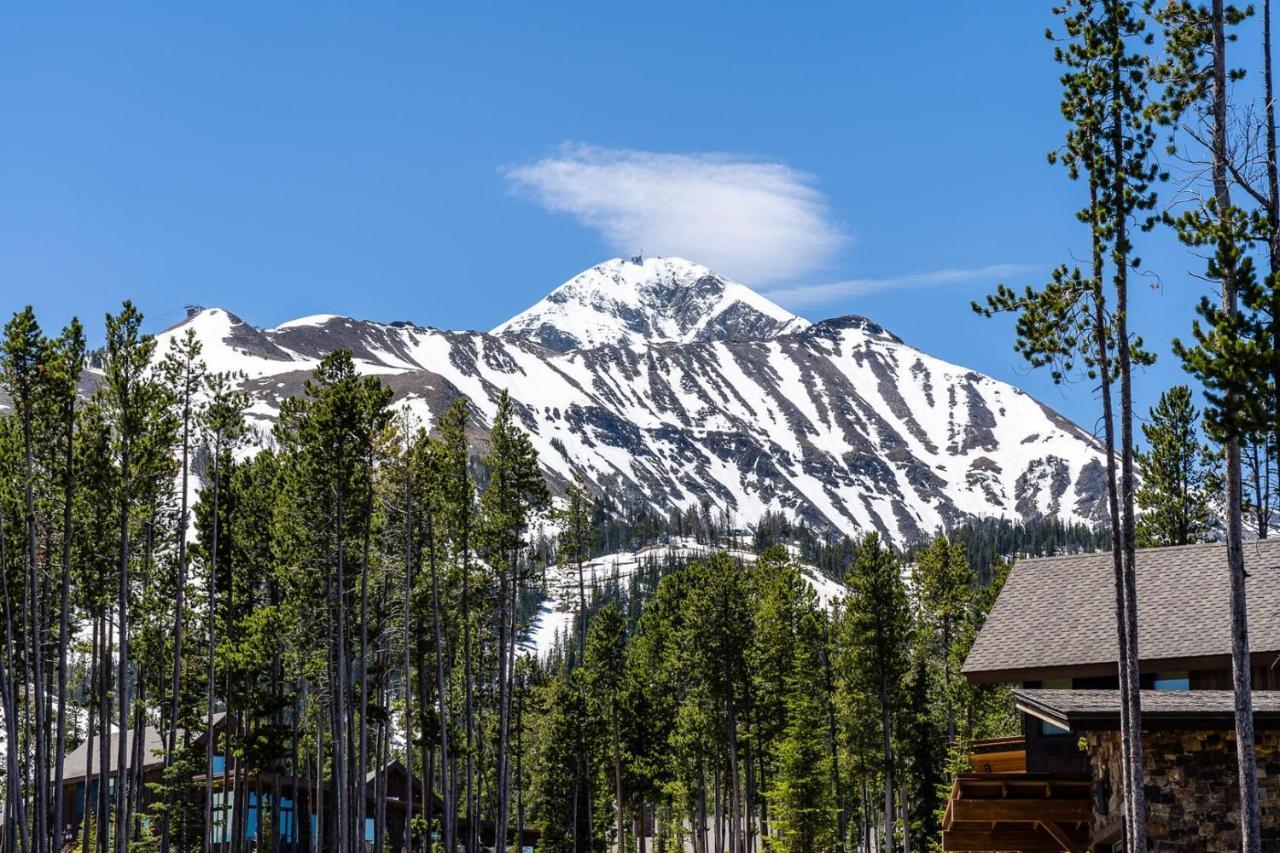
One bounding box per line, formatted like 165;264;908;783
525;537;845;656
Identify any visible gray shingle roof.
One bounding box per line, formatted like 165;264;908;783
963;540;1280;680
60;726;167;783
60;712;227;784
1013;688;1280;730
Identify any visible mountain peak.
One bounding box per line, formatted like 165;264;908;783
156;306;297;374
492;256;810;352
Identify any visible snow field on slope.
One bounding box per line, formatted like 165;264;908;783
525;536;845;657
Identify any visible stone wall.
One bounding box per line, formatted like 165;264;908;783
1085;729;1280;851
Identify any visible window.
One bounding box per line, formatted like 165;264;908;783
1152;671;1190;691
211;791;297;843
1040;677;1071;735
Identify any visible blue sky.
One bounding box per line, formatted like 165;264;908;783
0;3;1247;432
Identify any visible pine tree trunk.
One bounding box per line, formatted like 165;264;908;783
613;707;624;853
494;551;513;853
1087;171;1138;850
1106;9;1147;847
1265;0;1280;531
334;486;351;853
1211;2;1264;848
80;617;98;853
53;396;76;853
163;378;193;853
880;678;894;852
114;433;132;853
204;443;222;853
403;477;415;853
461;502;476;853
1203;3;1264;845
0;507;28;853
428;522;454;853
98;614;112;853
19;387;49;853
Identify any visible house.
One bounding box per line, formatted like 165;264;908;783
58;713;537;851
944;539;1280;852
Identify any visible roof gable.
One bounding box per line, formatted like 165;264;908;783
963;540;1280;681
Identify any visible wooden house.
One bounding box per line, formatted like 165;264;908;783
57;713;537;851
946;539;1280;851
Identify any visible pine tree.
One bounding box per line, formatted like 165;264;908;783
433;396;481;853
529;672;593;853
975;3;1164;843
582;603;627;853
555;475;594;668
482;390;549;853
1162;1;1266;845
49;318;85;853
1;306;53;853
766;612;836;853
909;537;974;744
195;371;249;853
99;301;162;853
1134;386;1220;545
158;326;207;853
837;534;910;851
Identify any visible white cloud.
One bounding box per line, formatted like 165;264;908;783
505;144;846;285
761;264;1035;310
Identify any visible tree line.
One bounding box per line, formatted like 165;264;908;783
519;533;1013;853
0;296;1058;853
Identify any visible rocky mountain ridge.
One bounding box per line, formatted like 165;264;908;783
140;256;1108;545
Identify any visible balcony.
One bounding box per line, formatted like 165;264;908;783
941;737;1092;852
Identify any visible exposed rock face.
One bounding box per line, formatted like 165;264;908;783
132;258;1109;546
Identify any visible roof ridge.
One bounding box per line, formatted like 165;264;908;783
1011;537;1280;568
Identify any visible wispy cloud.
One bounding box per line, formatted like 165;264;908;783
504;144;847;285
761;263;1036;310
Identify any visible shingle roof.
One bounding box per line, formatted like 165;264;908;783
61;726;168;783
1013;688;1280;730
963;540;1280;681
60;712;227;784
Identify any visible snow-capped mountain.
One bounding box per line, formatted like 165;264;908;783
146;259;1107;546
493;256;810;351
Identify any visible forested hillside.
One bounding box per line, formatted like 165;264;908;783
0;302;1100;853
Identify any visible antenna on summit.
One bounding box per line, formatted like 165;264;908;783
630;251;643;265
